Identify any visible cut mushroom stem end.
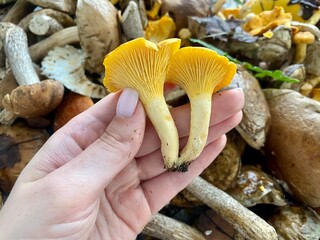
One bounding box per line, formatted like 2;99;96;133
144;96;179;171
176;93;212;168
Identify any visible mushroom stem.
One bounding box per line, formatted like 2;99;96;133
18;8;75;32
143;213;206;240
29;15;64;36
176;93;212;168
29;26;79;62
0;108;16;126
1;0;34;24
186;177;278;240
144;96;179;170
306;9;320;25
26;0;76;15
0;22;39;85
294;43;307;63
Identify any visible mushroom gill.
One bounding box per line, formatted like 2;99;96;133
103;37;181;170
166;47;236;170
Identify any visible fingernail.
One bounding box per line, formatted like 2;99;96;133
116;88;139;118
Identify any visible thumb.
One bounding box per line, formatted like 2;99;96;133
52;88;145;192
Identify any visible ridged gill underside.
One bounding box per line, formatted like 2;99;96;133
103;37;181;170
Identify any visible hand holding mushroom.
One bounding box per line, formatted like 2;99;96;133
0;85;243;239
103;38;236;171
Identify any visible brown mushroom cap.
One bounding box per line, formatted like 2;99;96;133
293;31;315;44
0;121;49;193
2;79;64;118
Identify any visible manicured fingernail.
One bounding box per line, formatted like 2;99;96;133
116;88;139;118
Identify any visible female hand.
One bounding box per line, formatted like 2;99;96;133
0;88;244;240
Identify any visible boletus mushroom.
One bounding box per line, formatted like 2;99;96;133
0;22;64;124
166;47;236;169
264;89;320;208
0;121;49;193
103;37;181;170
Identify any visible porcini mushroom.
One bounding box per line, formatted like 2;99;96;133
76;0;120;74
103;37;181;170
166;47;236;169
293;31;315;63
2;79;64;119
0;22;64;124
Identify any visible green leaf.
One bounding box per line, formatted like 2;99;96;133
190;38;300;83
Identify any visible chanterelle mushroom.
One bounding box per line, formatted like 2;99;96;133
166;47;236;169
293;31;315;63
103;37;181;170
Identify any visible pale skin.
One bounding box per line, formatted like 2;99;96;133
0;88;244;240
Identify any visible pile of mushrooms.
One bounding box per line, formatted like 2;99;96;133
0;0;320;239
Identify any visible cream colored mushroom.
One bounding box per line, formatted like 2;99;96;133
18;8;75;32
28;14;64;36
103;37;181;170
41;45;108;99
76;0;120;74
29;26;79;62
166;47;236;168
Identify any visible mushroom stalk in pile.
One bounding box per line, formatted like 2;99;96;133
186;177;278;240
0;22;64;125
143;213;206;240
167;47;236;169
103;38;181;170
0;23;38;85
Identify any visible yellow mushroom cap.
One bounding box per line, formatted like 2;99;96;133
103;37;181;102
243;0;304;22
166;47;236;168
293;31;315;44
103;38;181;170
145;14;177;44
243;6;292;36
166;47;237;96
